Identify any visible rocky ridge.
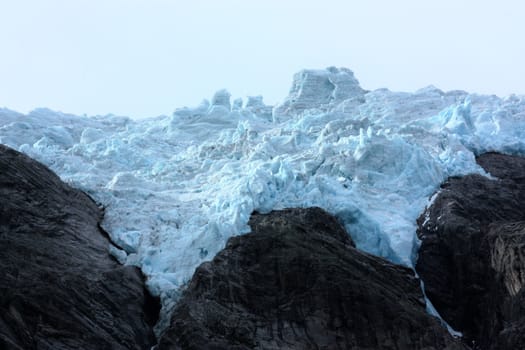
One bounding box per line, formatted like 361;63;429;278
158;207;466;350
0;145;159;349
416;152;525;349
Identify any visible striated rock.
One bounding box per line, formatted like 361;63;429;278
0;145;159;349
416;152;525;349
476;152;525;184
158;207;466;350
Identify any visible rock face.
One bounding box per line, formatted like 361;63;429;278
416;152;525;349
0;145;158;349
158;207;466;350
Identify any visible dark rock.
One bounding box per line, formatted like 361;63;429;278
416;152;525;349
476;151;525;184
0;145;159;349
158;207;466;350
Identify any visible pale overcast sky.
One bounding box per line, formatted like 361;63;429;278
0;0;524;118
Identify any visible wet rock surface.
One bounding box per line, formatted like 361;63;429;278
416;152;525;349
0;145;158;349
158;207;466;350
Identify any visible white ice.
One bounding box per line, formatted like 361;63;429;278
1;67;524;330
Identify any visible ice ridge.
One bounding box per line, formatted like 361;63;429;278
1;67;524;330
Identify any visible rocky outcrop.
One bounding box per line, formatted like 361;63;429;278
0;145;159;349
158;207;466;350
416;152;525;349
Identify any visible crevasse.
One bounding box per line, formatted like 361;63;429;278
1;67;524;331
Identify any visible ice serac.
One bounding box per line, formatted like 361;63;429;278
0;145;159;350
416;152;525;349
208;89;232;117
274;66;366;116
158;208;467;350
0;67;524;332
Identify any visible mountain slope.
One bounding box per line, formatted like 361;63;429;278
0;145;158;349
158;208;466;350
1;67;524;330
416;152;525;349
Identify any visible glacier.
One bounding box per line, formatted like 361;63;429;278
1;67;524;330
